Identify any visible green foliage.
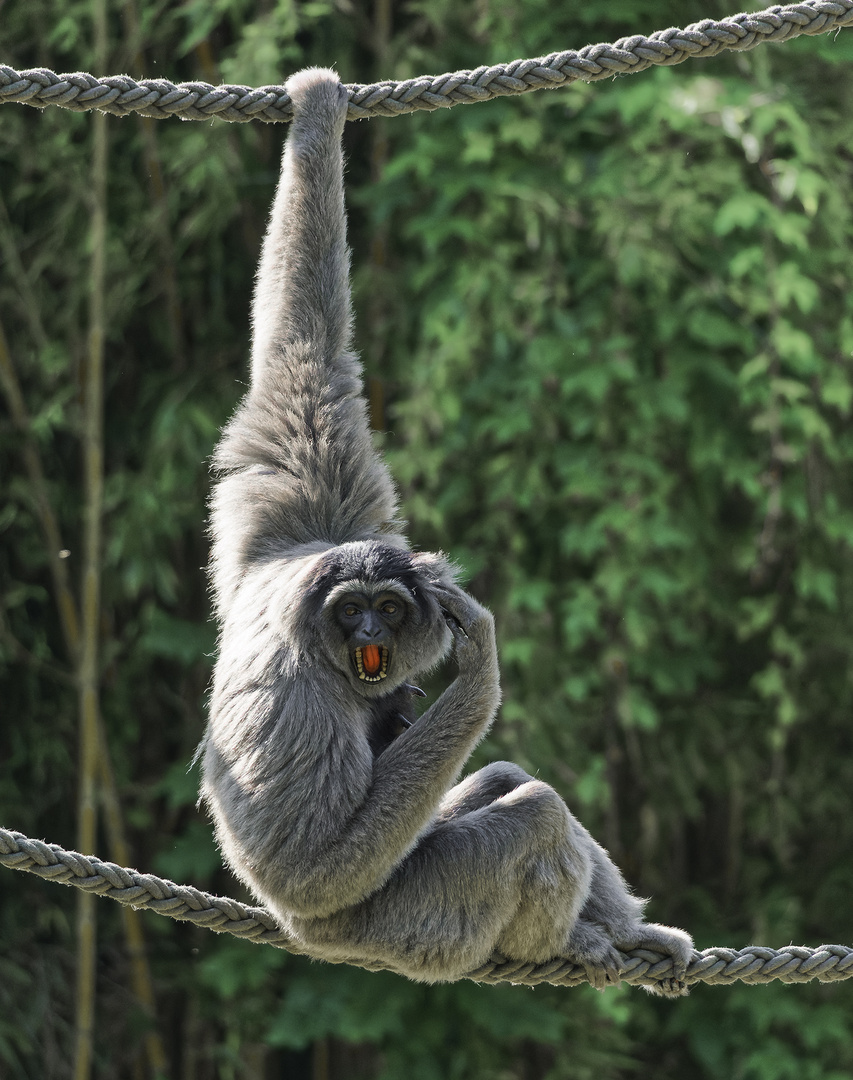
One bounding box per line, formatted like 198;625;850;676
2;2;853;1078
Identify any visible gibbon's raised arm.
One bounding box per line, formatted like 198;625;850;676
249;76;352;381
210;72;401;611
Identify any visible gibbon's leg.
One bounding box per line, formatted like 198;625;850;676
575;841;695;991
433;763;692;990
297;777;594;984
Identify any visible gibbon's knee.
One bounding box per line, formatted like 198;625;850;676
477;760;535;790
438;760;534;819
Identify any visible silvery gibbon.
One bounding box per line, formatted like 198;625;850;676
199;67;693;990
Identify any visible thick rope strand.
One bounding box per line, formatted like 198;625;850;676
3;827;852;991
1;1;851;124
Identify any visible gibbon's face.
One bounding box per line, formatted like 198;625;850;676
334;588;408;684
309;541;454;695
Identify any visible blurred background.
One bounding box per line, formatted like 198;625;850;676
2;0;853;1077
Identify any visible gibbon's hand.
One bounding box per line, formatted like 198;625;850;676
433;582;496;669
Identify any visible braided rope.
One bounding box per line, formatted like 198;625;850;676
1;1;851;124
3;827;852;991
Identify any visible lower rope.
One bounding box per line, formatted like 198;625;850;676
2;828;852;990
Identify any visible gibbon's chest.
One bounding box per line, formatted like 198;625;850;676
366;684;421;758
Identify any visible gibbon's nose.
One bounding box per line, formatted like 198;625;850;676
358;611;385;641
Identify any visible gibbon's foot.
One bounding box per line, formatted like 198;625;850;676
614;922;694;996
564;918;626;991
618;922;694;983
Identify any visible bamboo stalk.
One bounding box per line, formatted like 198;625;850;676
1;313;167;1074
73;1;109;1071
97;731;168;1074
0;322;81;658
120;0;185;362
0;192;50;352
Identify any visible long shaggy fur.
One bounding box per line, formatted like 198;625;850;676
199;67;694;989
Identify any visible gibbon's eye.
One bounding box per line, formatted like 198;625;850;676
381;602;398;616
343;604;360;618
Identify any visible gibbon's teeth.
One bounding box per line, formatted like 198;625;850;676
354;645;390;682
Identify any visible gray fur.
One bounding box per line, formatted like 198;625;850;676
200;67;693;989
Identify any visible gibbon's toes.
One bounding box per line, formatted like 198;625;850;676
571;944;624;992
583;955;624;992
565;921;626;991
643;977;690;998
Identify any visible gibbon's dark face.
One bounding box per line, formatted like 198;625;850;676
335;588;407;683
309;540;454;695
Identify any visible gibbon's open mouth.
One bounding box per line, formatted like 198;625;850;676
354;644;390;682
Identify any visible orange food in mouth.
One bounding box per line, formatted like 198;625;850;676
362;644;381;675
354;645;389;682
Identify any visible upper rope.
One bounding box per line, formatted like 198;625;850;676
3;828;852;992
1;1;851;123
